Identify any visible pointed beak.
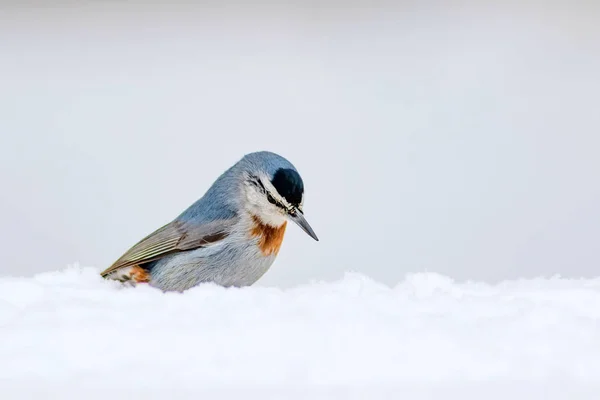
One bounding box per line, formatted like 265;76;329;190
288;208;319;241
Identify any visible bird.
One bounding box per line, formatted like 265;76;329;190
100;151;319;292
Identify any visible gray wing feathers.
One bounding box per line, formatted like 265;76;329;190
100;217;238;277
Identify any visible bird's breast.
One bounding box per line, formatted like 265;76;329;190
249;215;287;256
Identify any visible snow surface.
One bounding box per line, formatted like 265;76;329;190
1;265;600;399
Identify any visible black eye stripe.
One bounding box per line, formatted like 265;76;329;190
250;176;287;210
251;176;266;192
266;192;277;205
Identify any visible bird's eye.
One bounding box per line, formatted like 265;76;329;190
266;192;278;206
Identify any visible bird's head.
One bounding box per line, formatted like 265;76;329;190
239;151;318;241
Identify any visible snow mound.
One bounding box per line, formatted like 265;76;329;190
1;265;600;399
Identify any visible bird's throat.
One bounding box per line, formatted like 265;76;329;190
250;215;287;256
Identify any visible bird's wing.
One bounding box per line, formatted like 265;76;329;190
100;216;238;277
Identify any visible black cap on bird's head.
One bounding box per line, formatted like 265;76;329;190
269;167;318;242
271;168;304;208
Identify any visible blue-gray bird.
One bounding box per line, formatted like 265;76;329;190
100;151;318;292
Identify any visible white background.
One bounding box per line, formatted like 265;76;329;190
1;1;599;286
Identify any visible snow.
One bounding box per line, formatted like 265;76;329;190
1;265;600;399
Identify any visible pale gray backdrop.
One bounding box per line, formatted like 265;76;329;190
1;1;598;287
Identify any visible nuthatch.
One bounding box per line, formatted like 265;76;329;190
101;151;318;292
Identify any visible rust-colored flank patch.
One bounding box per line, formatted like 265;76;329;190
129;265;151;283
251;215;287;256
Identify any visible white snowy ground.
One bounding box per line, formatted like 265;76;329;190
1;266;599;400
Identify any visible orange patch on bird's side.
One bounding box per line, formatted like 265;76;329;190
129;265;151;283
251;215;287;256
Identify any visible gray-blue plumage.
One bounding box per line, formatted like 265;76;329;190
101;151;318;292
178;151;298;223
